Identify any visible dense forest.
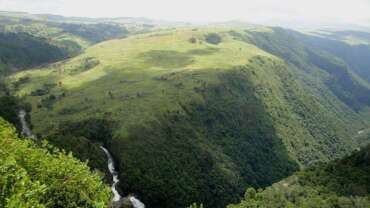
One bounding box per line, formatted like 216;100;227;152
0;32;66;73
228;144;370;208
114;67;299;208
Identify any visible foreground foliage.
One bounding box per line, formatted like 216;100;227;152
0;118;111;207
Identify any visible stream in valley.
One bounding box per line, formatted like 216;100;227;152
18;109;35;139
18;109;145;207
100;146;145;208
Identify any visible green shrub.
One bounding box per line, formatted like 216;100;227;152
0;95;20;125
205;33;222;44
30;89;49;96
0;118;111;207
189;37;197;44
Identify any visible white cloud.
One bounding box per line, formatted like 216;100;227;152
1;0;370;26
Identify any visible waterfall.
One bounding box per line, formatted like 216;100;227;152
129;196;145;208
100;146;145;208
100;146;122;202
18;109;35;139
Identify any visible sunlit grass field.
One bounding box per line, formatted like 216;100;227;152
8;27;275;136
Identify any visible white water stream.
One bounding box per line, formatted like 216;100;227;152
18;109;145;207
129;196;145;208
18;109;35;139
100;146;145;208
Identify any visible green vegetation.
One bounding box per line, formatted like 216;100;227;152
0;12;131;75
5;26;370;208
46;118;114;170
245;28;370;111
0;32;66;74
115;67;298;208
0;76;30;130
55;23;128;43
138;50;193;68
0;95;27;130
228;145;370;208
0;117;111;207
205;33;222;44
302;30;370;83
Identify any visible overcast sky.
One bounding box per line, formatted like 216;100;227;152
1;0;370;26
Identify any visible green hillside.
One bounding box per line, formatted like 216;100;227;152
300;30;370;83
0;32;67;74
0;12;131;74
0;117;111;207
0;11;130;45
228;144;370;208
6;27;370;207
0;12;132;128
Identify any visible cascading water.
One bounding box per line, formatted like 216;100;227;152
18;109;145;207
129;196;145;208
18;109;36;139
100;146;122;202
100;146;145;208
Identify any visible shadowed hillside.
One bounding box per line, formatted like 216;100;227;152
228;144;370;208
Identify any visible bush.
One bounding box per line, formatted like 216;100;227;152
68;57;100;75
189;37;197;44
40;94;57;109
0;95;21;128
30;89;49;96
205;33;222;44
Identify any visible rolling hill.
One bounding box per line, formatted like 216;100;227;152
6;26;370;208
0;11;133;75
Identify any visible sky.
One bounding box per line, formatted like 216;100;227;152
1;0;370;27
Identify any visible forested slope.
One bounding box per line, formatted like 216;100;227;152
233;28;370;163
302;30;370;83
6;27;370;208
0;32;67;74
228;144;370;208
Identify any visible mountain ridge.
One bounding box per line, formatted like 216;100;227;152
4;25;370;207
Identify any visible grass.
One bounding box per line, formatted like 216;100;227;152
8;27;273;136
